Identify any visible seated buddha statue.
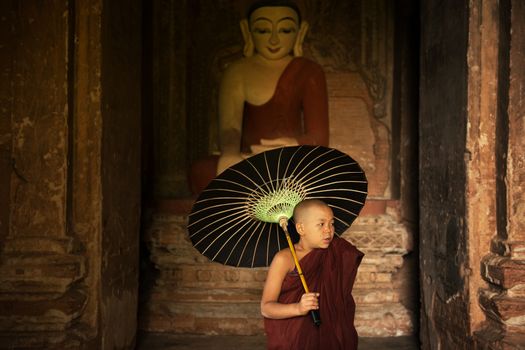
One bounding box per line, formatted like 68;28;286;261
189;0;329;194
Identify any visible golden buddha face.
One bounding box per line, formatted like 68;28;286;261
249;6;300;60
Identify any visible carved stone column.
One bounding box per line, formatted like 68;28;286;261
475;0;525;347
0;2;86;347
0;1;142;348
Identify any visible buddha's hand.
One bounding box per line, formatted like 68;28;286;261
250;137;299;154
216;153;246;175
297;292;320;315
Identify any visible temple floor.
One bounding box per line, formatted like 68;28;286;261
136;333;419;350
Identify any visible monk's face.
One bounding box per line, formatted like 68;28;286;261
249;6;299;60
297;204;335;249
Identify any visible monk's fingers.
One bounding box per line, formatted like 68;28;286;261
300;294;319;309
308;301;318;308
300;293;315;302
304;293;320;300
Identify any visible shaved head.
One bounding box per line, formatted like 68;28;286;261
293;199;330;224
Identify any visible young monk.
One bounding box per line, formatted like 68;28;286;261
261;199;364;349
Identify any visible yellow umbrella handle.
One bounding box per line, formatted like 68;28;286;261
279;218;321;326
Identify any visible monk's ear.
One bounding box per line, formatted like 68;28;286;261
240;19;254;57
295;222;304;235
293;21;309;57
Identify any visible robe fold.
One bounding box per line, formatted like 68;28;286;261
264;237;364;350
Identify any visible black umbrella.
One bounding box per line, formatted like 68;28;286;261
188;145;367;326
188;145;367;267
188;146;368;267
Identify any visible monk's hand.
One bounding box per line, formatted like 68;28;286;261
297;292;320;315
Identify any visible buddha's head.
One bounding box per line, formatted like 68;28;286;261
241;1;308;58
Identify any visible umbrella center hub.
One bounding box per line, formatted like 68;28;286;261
247;181;306;223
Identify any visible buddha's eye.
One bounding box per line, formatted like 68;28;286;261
253;27;271;34
279;27;296;34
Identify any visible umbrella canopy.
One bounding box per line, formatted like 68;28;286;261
188;145;368;268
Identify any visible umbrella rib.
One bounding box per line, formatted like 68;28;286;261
195;218;254;254
237;221;266;267
275;148;284;192
304;174;367;190
304;177;365;190
251;223;266;267
325;202;362;218
263;152;276;193
223;219;264;266
207;216;256;259
306;181;368;195
331;203;362;217
229;167;274;197
210;177;265;195
202;187;260;197
190;196;253;206
245;158;275;194
298;164;360;187
189;200;250;222
294;153;350;185
188;204;249;230
333;215;352;231
226;167;264;187
191;209;250;243
308;192;365;205
301;169;363;189
266;224;273;266
307;188;368;200
306;195;366;206
280;146;311;188
221;221;260;264
288;147;336;182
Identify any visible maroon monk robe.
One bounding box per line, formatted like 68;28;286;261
264;236;364;350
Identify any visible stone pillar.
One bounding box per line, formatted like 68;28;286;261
99;0;142;347
420;1;522;348
419;1;472;348
0;2;86;347
476;0;525;347
0;1;141;348
465;0;499;333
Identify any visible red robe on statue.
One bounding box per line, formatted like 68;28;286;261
189;57;329;194
264;237;364;350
